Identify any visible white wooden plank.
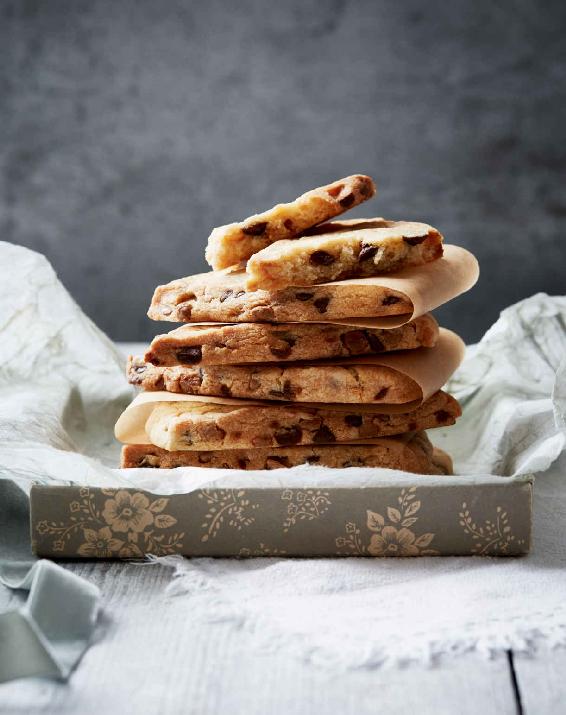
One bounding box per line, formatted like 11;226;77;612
513;648;566;714
0;562;519;715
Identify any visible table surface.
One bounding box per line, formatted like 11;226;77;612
2;343;566;714
1;560;566;715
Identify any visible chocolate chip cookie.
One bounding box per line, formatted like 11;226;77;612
144;391;461;451
245;219;443;290
121;431;452;474
148;264;412;323
127;356;422;404
205;175;376;269
144;314;439;366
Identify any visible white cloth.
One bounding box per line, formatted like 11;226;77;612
1;241;566;668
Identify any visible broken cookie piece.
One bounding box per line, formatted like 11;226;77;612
143;391;461;451
205;175;376;269
127;355;422;404
144;314;439;366
147;264;412;323
245;219;443;291
121;431;452;474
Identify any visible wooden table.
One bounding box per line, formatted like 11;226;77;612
1;558;565;714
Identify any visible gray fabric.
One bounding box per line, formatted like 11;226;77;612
0;483;100;683
0;559;100;683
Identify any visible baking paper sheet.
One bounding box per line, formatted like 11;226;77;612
0;242;564;495
116;328;464;444
151;245;479;328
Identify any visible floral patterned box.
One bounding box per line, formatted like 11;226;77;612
30;472;533;558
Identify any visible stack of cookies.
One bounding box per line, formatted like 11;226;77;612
120;175;466;475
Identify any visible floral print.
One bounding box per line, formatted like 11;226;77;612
78;527;124;558
336;487;439;557
102;491;154;533
459;503;523;555
199;490;259;542
31;482;530;558
281;489;331;532
36;488;184;557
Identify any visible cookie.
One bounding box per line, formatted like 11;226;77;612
144;314;439;366
148;264;412;323
205;175;376;270
245;219;443;291
144;391;461;451
121;431;451;474
127;356;422;404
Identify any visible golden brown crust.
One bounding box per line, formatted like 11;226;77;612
121;431;451;474
144;314;439;366
245;219;443;291
147;265;412;324
144;391;461;451
127;356;422;405
205;175;376;269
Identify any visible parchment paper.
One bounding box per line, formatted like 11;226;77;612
312;244;479;327
0;242;563;495
116;328;464;444
151;245;478;328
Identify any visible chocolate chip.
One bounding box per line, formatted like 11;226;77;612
274;426;303;446
266;456;291;469
234;290;245;298
242;221;268;236
313;425;336;443
176;346;202;364
270;332;296;357
220;384;232;397
345;414;363;427
306;455;321;464
382;295;401;306
219;289;233;302
435;409;451;423
270;380;294;400
365;332;385;353
408;421;418;431
309;250;335;266
177;304;192;320
237;458;249;469
403;235;427;246
374;387;389;400
341;330;366;354
339;193;355;208
295;292;314;301
284;219;294;230
314;297;330;313
273;331;296;346
198;454;212;464
341;330;385;355
359;182;372;197
283;380;294;399
270;346;293;358
358;243;378;261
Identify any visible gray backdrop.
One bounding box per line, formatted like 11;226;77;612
2;0;565;342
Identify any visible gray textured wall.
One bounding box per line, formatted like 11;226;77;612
2;0;565;343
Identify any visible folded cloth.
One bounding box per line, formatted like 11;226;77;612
0;560;100;683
